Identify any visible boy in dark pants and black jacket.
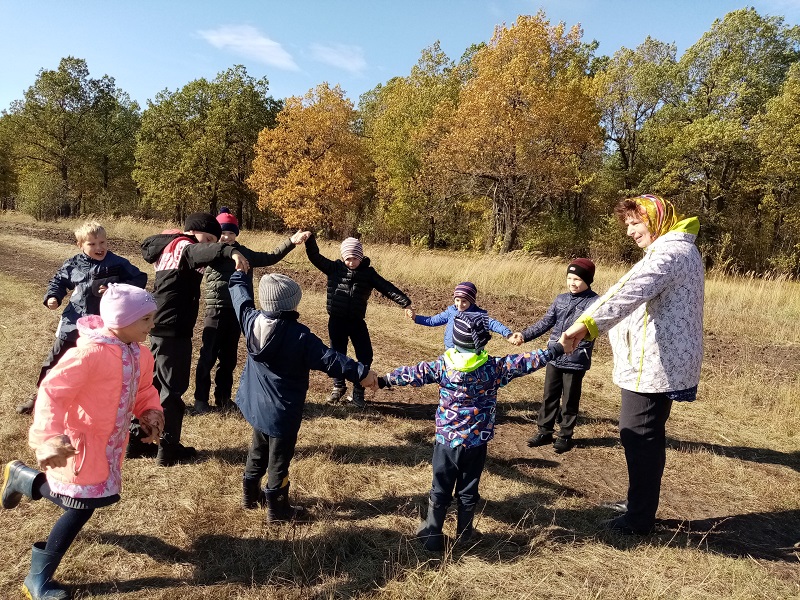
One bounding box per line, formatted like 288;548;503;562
193;207;311;414
374;313;566;550
305;234;411;408
510;258;598;454
130;213;250;467
229;270;376;522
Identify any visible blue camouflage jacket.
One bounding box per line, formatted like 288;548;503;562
382;344;562;448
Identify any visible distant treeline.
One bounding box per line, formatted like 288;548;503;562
1;9;799;274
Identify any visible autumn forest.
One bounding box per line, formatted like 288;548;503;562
1;9;800;274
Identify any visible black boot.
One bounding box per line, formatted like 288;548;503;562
190;399;213;415
16;394;36;415
455;502;482;546
2;460;44;509
156;443;197;467
350;387;366;409
157;403;196;467
22;542;70;600
265;482;307;523
242;477;265;509
416;499;448;551
126;419;158;459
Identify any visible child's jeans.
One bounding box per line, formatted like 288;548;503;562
328;318;373;390
429;442;488;510
244;428;298;489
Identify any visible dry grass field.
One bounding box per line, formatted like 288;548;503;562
0;212;797;599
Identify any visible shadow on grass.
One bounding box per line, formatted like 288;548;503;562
667;438;800;472
87;526;429;596
80;505;799;597
594;509;800;563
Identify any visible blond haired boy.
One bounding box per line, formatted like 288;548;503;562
16;221;147;414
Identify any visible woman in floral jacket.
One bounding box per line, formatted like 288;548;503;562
564;194;704;535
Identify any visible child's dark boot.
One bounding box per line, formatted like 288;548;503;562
265;482;307;523
553;436;574;454
216;397;236;413
526;430;554;447
416;498;448;551
455;502;482;547
22;542;70;600
350;387;366;409
2;460;44;509
326;386;347;404
16;394;36;415
242;476;266;509
156;443;197;467
191;399;213;415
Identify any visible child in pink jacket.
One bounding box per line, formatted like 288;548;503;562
1;284;163;600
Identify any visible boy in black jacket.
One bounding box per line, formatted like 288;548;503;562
192;207;311;414
305;235;412;408
130;213;250;466
229;269;376;521
510;258;598;454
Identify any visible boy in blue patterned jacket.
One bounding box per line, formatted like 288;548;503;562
375;312;566;550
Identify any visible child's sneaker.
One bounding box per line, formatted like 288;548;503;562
350;388;366;408
326;386;347;404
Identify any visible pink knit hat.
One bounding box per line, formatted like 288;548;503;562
100;283;157;328
340;237;364;260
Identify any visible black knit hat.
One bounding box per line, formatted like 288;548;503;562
567;258;595;285
452;313;492;352
184;212;222;240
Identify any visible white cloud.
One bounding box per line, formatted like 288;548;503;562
309;43;367;74
198;25;299;71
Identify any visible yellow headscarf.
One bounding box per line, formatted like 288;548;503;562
631;194;682;239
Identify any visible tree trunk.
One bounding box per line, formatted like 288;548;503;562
427;215;435;250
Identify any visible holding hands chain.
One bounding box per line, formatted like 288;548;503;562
291;230;312;245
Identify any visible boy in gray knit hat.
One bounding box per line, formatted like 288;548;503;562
229;270;377;522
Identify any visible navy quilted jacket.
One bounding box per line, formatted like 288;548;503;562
521;288;598;370
45;251;147;341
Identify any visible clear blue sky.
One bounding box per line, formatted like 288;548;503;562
1;1;799;111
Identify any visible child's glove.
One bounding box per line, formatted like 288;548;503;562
35;435;78;470
139;409;165;444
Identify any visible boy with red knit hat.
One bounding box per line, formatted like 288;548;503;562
305;234;412;408
192;207;311;414
510;258;598;454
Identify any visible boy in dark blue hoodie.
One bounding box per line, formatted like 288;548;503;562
229;270;376;522
510;258;598;454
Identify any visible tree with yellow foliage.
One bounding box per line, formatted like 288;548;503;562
248;83;373;235
424;12;602;252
